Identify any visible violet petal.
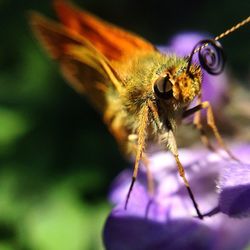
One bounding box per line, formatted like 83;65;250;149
105;144;250;249
103;210;215;250
219;162;250;217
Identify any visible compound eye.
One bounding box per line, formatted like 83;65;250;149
153;75;173;99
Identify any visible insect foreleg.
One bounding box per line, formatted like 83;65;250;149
125;105;149;209
148;99;203;218
164;130;203;219
128;135;154;197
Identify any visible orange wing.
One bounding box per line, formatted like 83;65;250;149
30;13;117;112
53;0;156;63
30;1;156;112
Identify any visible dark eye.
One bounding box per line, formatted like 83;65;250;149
153;75;173;99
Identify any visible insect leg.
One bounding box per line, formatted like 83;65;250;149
175;155;203;219
203;101;240;161
125;105;149;209
141;153;154;196
166;130;203;219
148;100;203;218
183;95;217;152
184;101;238;161
128;136;154;196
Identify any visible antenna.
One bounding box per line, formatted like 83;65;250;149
214;16;250;41
186;16;250;75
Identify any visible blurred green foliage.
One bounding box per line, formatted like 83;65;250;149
0;0;249;249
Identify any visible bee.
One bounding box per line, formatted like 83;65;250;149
30;0;250;219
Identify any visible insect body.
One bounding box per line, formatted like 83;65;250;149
30;0;250;219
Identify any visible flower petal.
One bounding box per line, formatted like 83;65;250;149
103;210;216;250
219;162;250;217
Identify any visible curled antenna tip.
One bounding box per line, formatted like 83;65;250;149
186;39;226;75
186;16;250;75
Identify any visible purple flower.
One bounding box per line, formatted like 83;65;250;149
103;145;250;250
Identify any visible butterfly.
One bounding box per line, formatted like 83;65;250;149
30;0;250;219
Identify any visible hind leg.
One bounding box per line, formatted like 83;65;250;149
183;101;238;161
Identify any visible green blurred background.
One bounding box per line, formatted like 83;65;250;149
0;0;249;249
